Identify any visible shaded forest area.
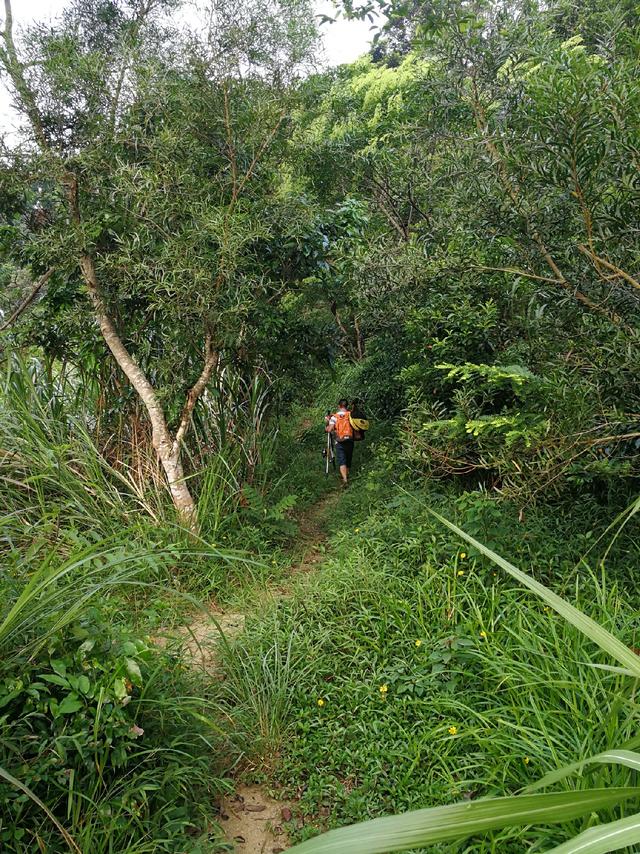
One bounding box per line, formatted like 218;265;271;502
0;0;639;851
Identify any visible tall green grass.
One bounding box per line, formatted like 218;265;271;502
215;476;640;852
0;357;244;852
0;527;230;853
285;505;640;852
216;624;312;765
0;356;169;540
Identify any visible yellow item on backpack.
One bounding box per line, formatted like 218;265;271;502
349;415;369;431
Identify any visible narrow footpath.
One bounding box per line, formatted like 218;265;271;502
181;490;341;852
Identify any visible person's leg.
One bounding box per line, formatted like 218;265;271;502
344;440;354;480
337;439;353;486
336;442;349;484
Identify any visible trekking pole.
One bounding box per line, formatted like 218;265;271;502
323;411;334;476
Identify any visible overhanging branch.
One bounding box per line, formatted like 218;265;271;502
0;267;54;332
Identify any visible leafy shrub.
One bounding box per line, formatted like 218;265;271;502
0;606;224;853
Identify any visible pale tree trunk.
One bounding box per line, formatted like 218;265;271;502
1;0;225;528
1;2;216;527
78;254;207;528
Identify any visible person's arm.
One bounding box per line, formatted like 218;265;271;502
325;414;336;433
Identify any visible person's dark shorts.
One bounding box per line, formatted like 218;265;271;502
336;438;354;469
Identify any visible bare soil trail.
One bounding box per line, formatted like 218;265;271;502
182;489;340;669
180;489;341;851
219;784;293;853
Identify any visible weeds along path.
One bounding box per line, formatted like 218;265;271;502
175;490;339;663
178;489;341;852
183;489;340;667
279;488;341;583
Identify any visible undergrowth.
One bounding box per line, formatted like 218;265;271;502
3;357;639;852
214;430;640;851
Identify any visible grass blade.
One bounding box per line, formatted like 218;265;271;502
0;765;82;854
425;507;640;678
286;789;640;854
545;811;640;853
525;750;640;794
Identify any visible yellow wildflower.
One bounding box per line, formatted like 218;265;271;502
459;552;467;559
524;757;530;765
479;630;487;639
354;527;360;533
448;726;458;735
415;639;422;648
317;698;325;707
379;684;388;694
457;570;465;576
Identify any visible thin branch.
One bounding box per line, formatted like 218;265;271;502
330;300;360;360
367;174;409;242
354;314;364;360
469;265;565;285
172;335;219;453
578;244;640;293
222;84;238;200
1;0;48;149
234;112;285;203
0;267;54;331
589;431;640;446
469;76;633;333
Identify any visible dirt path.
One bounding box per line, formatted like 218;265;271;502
278;490;339;583
184;490;339;654
180;490;340;852
219;784;293;853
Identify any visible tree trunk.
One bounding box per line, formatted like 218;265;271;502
156;445;197;529
79;254;198;529
1;0;210;530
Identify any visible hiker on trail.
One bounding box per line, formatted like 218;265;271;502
325;398;354;485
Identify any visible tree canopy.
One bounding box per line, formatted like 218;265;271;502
1;0;640;851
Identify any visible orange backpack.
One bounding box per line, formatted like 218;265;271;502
333;411;354;442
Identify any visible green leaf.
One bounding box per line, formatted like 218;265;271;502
425;507;640;678
39;674;70;688
526;750;640;793
545;810;640;853
0;765;81;853
286;789;640;853
50;659;67;677
125;658;142;685
58;694;83;715
0;680;24;709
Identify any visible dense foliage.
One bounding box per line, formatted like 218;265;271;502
1;0;639;851
288;0;640;501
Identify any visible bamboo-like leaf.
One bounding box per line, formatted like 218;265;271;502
544;810;640;853
426;507;640;679
525;750;640;793
286;789;640;854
